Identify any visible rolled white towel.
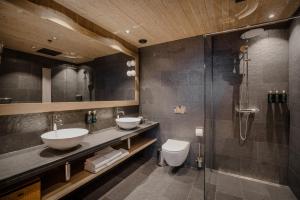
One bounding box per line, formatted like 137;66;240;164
84;163;107;173
85;158;108;170
85;146;116;165
106;149;129;166
86;153;108;164
94;146;115;156
104;150;122;162
85;149;122;168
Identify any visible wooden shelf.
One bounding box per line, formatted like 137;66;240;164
42;137;156;200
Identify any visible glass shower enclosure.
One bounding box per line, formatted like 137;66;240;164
204;18;299;200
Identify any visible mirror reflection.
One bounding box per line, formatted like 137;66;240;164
0;48;135;103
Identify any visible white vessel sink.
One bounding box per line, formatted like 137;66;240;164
116;117;141;130
41;128;89;150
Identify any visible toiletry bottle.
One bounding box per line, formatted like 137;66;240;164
278;91;283;103
92;110;97;123
268;91;273;103
275;90;279;103
86;111;92;124
282;90;287;103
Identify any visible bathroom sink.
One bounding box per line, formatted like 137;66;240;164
41;128;89;150
115;117;141;130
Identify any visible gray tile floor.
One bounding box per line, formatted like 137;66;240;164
64;156;297;200
205;170;298;200
65;156;204;200
100;159;204;200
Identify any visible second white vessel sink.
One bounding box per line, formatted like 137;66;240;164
116;117;141;130
41;128;89;150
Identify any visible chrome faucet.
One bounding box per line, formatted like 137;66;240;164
116;108;125;119
52;113;63;131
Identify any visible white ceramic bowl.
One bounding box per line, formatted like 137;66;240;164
41;128;88;150
115;117;141;130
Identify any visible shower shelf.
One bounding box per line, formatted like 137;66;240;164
235;107;259;113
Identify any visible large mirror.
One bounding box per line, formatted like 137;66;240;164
51;53;135;102
0;49;136;103
0;0;138;110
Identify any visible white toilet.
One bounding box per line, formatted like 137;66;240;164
162;139;190;167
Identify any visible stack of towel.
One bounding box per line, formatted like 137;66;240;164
84;147;129;173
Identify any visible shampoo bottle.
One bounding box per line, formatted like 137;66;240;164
282;90;287;103
275;90;279;103
268;90;273;103
92;110;97;123
86;111;92;124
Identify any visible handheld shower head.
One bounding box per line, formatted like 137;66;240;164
240;45;248;53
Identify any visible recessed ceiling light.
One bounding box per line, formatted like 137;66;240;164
269;14;275;19
125;30;130;34
52;36;57;40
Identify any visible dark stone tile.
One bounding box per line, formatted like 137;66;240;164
289;126;300;153
214;155;240;173
240;179;270;196
242;191;270;200
216;173;243;197
215;192;243;200
170;166;198;184
187;187;204;200
239;158;258;178
193;169;204;190
288;169;300;199
266;184;298;200
205;183;216;200
257;142;288;166
256;163;280;183
163;180;191;200
106;172;147;200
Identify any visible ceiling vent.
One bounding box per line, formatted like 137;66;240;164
235;0;246;3
37;48;62;56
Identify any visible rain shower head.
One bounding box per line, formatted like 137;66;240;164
240;45;248;53
240;28;264;39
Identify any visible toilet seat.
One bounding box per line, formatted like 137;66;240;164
162;139;189;152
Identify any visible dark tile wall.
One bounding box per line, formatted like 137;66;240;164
87;53;135;101
0;106;138;154
139;36;205;167
0;48;63;103
210;28;290;184
52;64;95;102
52;53;135;102
288;18;300;198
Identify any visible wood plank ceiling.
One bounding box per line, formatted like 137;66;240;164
0;0;299;63
55;0;300;47
0;1;121;63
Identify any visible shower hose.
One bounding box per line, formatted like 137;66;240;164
239;112;250;141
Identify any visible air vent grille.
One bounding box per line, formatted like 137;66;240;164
37;48;62;56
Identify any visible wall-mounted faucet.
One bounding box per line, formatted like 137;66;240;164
116;108;125;119
52;113;63;131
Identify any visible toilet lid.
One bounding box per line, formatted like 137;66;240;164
162;139;190;152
